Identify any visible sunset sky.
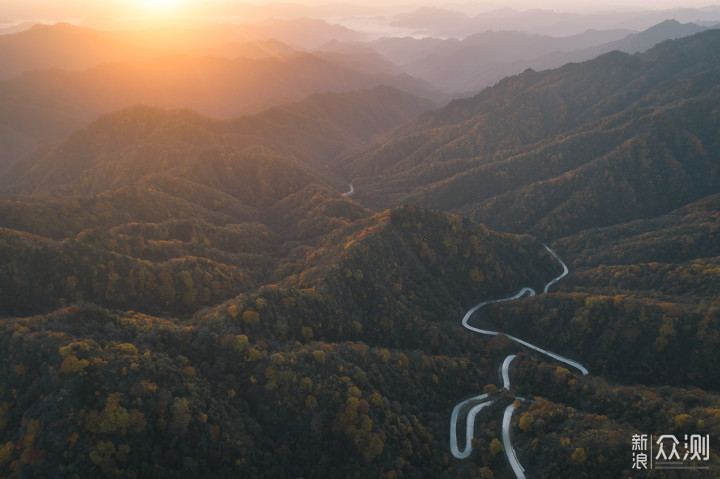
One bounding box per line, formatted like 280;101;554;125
3;1;719;23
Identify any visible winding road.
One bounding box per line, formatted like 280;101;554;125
338;181;580;476
450;245;588;477
503;405;526;479
450;355;517;459
342;183;355;197
542;245;569;293
501;354;516;390
449;393;494;459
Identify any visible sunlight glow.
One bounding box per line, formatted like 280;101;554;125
147;0;174;7
138;0;192;15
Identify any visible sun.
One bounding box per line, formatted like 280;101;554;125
139;0;191;14
146;0;178;9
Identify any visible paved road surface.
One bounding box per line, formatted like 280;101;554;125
450;245;589;477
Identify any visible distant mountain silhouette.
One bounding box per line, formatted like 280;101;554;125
0;19;366;80
1;86;435;195
0;53;435;170
313;41;402;75
370;20;712;94
99;18;365;51
0;23;162;79
389;5;720;36
395;29;633;94
584;18;707;54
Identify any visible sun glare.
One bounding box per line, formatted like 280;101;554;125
148;0;177;9
139;0;190;14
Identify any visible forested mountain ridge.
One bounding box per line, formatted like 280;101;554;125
0;21;364;80
0;43;436;170
340;30;720;241
2;21;720;479
0;71;557;475
6;53;434;120
0;87;435;321
369;18;713;95
0;86;435;196
0;18;706;171
0;152;565;476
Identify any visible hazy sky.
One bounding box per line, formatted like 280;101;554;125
2;1;719;23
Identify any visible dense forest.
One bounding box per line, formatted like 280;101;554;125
341;31;720;239
1;27;720;478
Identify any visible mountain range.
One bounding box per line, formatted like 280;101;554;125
0;18;713;171
372;19;716;94
0;19;366;79
0;16;719;479
390;5;720;37
0;39;435;170
340;30;720;239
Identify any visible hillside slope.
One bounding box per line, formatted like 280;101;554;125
339;30;720;241
0;48;434;169
0;86;435;195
